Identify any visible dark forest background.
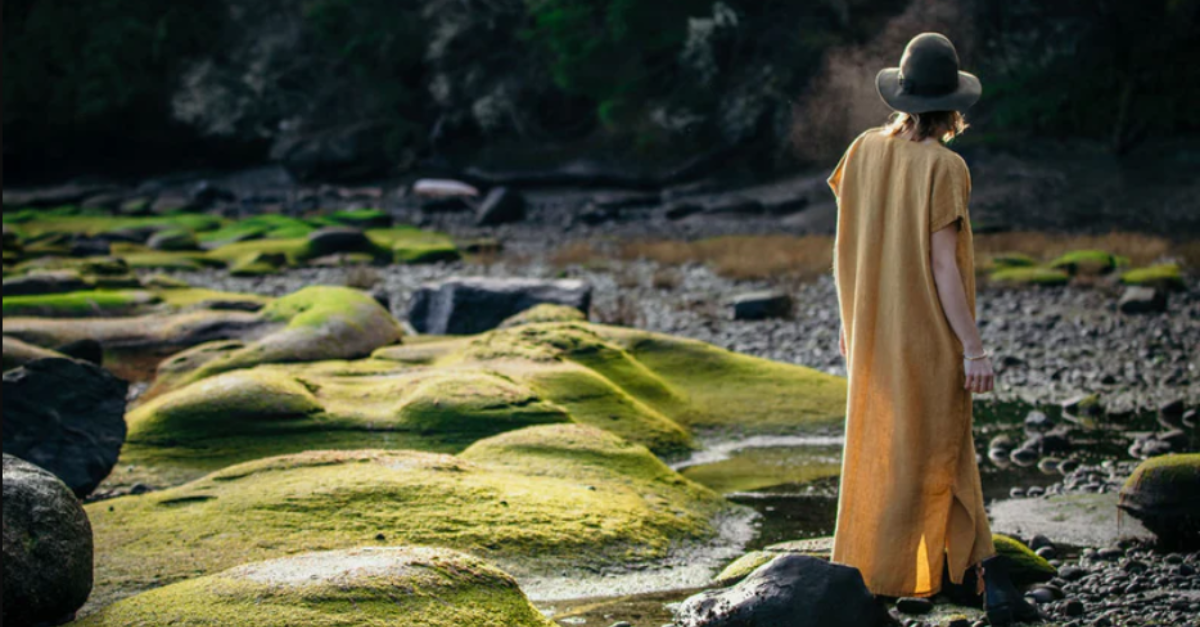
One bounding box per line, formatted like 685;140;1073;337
4;0;1198;183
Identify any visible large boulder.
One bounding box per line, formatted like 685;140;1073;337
76;546;554;627
2;358;129;497
1119;453;1200;550
476;186;526;226
674;554;888;627
408;276;592;335
2;454;94;627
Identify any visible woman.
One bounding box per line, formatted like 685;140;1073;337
826;33;1040;626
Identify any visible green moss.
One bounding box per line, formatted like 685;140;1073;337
122;251;223;271
326;208;392;229
174;286;404;385
76;546;555;627
992;534;1056;585
86;427;726;611
2;289;161;317
4;214;223;238
989;252;1037;268
1047;249;1117;275
1120;263;1186;291
988;266;1071;286
499;303;588;328
713;550;775;585
366;227;460;264
230;252;287;277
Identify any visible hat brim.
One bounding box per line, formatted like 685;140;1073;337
876;68;981;114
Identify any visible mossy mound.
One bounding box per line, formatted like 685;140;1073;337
2;336;66;371
989;252;1037;269
1119;263;1186;291
229;251;287;277
2;210;223;239
992;534;1057;585
3;309;265;352
77;546;554;627
499;303;588;328
1047;249;1121;275
205;227;459;267
166;286;403;387
86;426;726;609
1119;453;1200;550
988;266;1071;286
2;289;162;317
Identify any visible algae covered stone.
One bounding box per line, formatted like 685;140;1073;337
988;266;1070;286
77;546;554;627
86;426;727;609
1048;249;1120;275
992;534;1056;585
1118;453;1200;549
1119;263;1186;292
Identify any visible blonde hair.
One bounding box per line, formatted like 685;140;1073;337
882;110;969;144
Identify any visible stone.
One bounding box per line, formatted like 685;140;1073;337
407;276;592;335
1025;410;1053;432
306;226;376;257
1118;453;1199;550
73;546;554;627
674;554;887;627
896;597;934;614
2;358;128;497
2;270;92;296
476;186;526;226
412;178;480;198
729;291;792;320
56;338;104;366
1117;286;1167;314
2;454;94;627
147;228;200;252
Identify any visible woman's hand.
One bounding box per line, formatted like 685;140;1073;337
964;356;994;393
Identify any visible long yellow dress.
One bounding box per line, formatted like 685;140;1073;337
827;127;996;598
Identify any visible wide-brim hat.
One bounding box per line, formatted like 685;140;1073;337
876;32;981;114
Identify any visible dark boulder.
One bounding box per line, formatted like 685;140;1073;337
729;291;792;320
306;227;376;258
1118;453;1199;550
476;187;526;226
674;554;888;627
407;276;592;335
2;358;128;497
55;339;104;366
2;454;94;627
1118;286;1167;314
2;271;92;297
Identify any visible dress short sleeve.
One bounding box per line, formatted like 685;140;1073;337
828;129;872;200
930;156;971;233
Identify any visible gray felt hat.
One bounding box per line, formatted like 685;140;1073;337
876;33;981;114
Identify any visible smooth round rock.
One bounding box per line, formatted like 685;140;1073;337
2;454;94;626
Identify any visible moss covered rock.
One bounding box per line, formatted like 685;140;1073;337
2;289;162;318
713;550;776;585
499;303;588;328
988;266;1071;286
989;252;1037;269
1119;453;1200;550
1048;250;1119;276
229;251;287;277
1119;263;1186;292
167;286;404;387
86;426;726;609
77;547;554;627
992;534;1057;585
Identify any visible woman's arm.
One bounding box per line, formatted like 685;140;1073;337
931;224;993;393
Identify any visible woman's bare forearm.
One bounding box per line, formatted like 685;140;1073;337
932;263;983;355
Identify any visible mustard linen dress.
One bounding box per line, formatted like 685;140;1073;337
827;127;996;598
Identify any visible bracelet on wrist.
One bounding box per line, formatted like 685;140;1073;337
963;350;991;361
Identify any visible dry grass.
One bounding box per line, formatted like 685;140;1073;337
548;231;1196;284
620;235;835;282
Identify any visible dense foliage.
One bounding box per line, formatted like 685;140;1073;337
3;0;1196;178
